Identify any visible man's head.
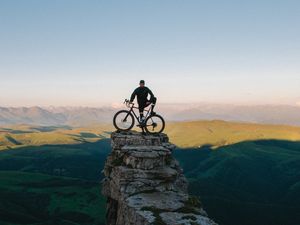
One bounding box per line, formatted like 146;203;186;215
139;80;145;87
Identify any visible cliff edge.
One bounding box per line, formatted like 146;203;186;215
102;131;217;225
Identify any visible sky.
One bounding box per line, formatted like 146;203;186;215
0;0;299;107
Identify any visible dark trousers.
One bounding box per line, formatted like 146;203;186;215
138;97;157;114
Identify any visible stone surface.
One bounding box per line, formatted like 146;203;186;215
102;131;217;225
160;212;217;225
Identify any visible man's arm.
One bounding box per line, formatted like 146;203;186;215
147;88;155;102
130;89;137;102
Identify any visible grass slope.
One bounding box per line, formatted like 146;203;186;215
0;171;106;225
0;124;112;150
0;140;110;225
2;120;300;150
1;122;300;225
174;139;300;225
166;120;300;148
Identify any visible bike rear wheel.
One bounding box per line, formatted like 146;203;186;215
144;114;165;134
113;110;135;131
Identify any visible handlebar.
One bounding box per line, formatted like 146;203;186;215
124;99;134;107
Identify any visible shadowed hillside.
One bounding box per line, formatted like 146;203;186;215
174;140;300;225
0;137;299;225
0;122;300;225
0;140;110;225
0;171;106;225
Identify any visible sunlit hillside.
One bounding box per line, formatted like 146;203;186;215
1;120;300;151
0;121;299;225
0;124;112;150
165;120;300;148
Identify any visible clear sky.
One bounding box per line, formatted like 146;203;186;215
0;0;299;107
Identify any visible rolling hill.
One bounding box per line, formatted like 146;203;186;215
0;124;112;150
0;121;300;225
0;139;110;225
165;120;300;148
174;140;300;225
0;171;106;225
2;120;300;150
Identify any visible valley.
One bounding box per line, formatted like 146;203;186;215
0;121;299;225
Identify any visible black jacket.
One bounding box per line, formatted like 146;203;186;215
130;86;155;105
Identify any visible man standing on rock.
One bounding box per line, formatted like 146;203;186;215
130;80;156;122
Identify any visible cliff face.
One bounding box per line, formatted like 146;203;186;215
102;131;217;225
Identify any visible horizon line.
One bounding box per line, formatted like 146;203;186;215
1;102;300;108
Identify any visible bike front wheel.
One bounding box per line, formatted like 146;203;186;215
144;114;165;134
113;110;135;131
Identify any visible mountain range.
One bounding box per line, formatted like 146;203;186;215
1;104;300;126
0;106;114;126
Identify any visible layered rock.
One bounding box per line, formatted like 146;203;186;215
102;131;217;225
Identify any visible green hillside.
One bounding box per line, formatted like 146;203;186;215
0;140;110;225
174;140;300;225
0;122;300;225
0;171;106;225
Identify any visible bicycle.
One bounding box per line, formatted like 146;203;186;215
113;99;165;134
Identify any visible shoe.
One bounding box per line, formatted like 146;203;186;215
139;116;145;123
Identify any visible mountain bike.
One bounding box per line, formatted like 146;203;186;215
113;99;165;134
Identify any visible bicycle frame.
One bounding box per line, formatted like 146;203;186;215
125;103;154;125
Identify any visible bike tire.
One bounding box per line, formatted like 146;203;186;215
113;110;135;131
144;114;165;134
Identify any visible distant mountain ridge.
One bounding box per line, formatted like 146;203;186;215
1;104;300;126
0;106;114;126
167;104;300;126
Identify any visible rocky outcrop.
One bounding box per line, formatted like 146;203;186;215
102;131;217;225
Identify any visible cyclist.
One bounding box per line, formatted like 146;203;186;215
130;80;156;122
